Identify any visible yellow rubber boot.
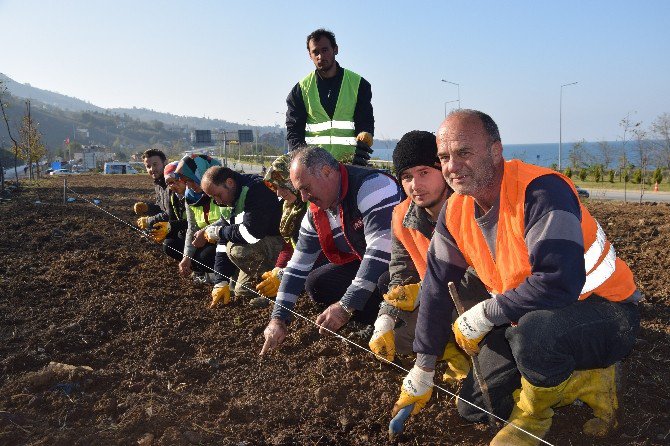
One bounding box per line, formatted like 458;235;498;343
558;363;621;437
490;377;567;446
441;342;471;382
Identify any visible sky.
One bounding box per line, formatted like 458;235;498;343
1;0;668;144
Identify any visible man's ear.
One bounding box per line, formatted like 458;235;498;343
225;177;235;189
333;45;338;56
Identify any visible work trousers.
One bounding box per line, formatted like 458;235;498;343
163;237;185;262
304;261;382;325
213;236;284;299
458;296;640;423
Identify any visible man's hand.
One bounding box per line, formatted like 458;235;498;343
256;268;283;297
384;283;421;311
192;229;208;248
137;216;150;230
178;257;192;277
260;318;288;355
452;301;494;356
369;314;396;362
356;131;374;147
204;225;220;244
315;302;352;335
210;282;231;308
441;342;471;382
352;140;373;166
392;366;435;416
150;222;171;243
133;202;148;215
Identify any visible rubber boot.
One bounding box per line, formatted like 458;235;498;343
441;342;471;382
490;377;567;446
558;362;622;437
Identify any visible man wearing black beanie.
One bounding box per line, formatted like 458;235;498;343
369;130;475;383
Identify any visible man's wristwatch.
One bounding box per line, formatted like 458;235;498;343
338;302;355;317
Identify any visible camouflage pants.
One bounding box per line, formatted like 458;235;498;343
214;236;284;299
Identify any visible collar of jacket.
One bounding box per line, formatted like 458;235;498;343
154;175;167;188
402;200;438;240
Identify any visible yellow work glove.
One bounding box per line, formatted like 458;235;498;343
452;301;494;356
137;216;150;230
356;131;374;147
383;283;421;311
134;202;149;215
210;282;230;308
204;225;220;244
441;342;471;382
392;366;435;417
369;314;396;362
150;222;171;243
255;267;282;297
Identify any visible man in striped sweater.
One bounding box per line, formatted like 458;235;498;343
260;146;402;354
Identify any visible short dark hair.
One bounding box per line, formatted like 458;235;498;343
306;28;336;50
448;109;501;144
202;166;236;186
142;149;166;162
291;146;338;176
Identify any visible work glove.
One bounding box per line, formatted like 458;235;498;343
356;131;374;147
134;202;149;215
369;313;396;362
149;222;171;243
137;216;150;230
256;267;283;297
441;341;471;382
203;225;221;244
383;283;421;311
210;282;231;308
452;300;494;356
392;365;435;416
352;140;373;166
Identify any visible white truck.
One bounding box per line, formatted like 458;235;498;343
103;162;139;175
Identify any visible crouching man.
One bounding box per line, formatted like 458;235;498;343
200;166;284;308
393;110;641;445
260;146;402;355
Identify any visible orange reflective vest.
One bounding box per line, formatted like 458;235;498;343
392;197;432;279
445;160;636;302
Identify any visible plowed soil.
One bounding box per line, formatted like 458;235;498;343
1;174;668;446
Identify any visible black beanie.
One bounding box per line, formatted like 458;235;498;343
392;130;440;179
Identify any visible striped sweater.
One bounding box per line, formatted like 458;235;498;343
271;171;401;321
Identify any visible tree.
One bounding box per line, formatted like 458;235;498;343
18;101;46;179
563;166;573;178
651;167;663;185
608;170;615;183
0;80;21;187
596;140;616;171
579;168;588;181
618;113;641;203
593;164;603;183
568;139;589;170
650;113;670;169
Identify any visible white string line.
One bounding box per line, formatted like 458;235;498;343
66;185;554;446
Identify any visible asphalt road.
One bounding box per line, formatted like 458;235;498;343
585;187;670;203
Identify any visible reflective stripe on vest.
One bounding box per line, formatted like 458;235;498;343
300;69;361;161
231;185;260;244
445;159;636;303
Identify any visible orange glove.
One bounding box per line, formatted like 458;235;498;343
383;283;421;311
137;216;150;229
150;222;171;243
392;366;435;417
134;202;149;215
255;268;282;297
210;282;231;308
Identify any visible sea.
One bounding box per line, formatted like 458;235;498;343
372;140;658;169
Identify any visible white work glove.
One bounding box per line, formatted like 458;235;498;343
203;225;221;244
453;300;494;355
369;314;396;362
392;365;435;416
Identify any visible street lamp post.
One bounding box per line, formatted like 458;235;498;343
441;79;461;109
275;111;287;152
559;81;578;171
444;100;459;118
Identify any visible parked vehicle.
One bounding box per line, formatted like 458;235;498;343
575;185;590;198
50;169;78;176
103;162;139;175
